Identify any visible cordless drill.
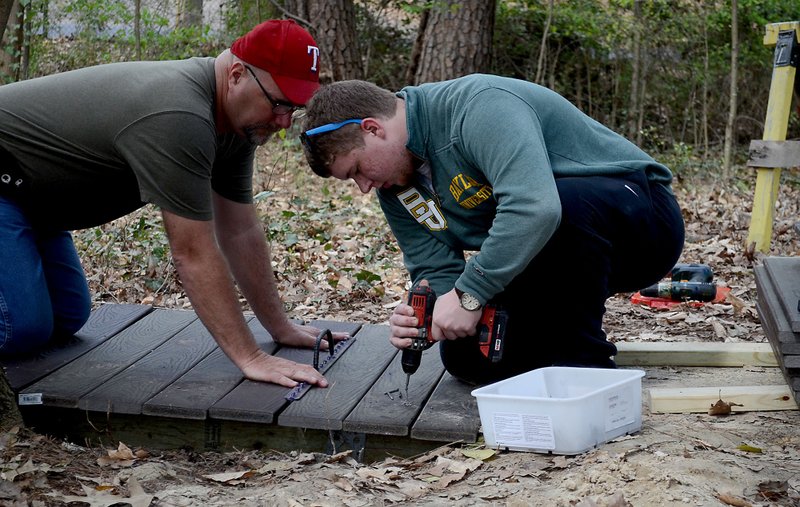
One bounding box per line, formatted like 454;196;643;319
401;285;507;393
639;263;717;302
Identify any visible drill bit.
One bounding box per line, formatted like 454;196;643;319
405;373;411;400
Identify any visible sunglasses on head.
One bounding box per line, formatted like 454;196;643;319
300;119;363;177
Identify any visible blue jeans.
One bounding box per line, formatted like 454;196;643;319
0;195;91;355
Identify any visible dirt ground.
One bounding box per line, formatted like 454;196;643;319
1;406;798;506
2;161;800;506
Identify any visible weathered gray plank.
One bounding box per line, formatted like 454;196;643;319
747;140;800;168
757;300;800;390
755;263;800;403
278;324;396;430
209;321;361;424
142;318;276;420
343;345;444;436
19;309;196;408
763;257;800;332
2;304;152;392
78;317;221;414
411;372;480;443
755;265;800;352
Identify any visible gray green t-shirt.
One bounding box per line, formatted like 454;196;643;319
0;57;255;230
377;73;674;304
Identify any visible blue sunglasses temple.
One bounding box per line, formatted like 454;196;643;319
304;119;363;137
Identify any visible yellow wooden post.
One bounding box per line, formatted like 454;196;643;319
747;21;799;252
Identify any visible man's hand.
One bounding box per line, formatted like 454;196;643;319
239;349;329;388
273;322;350;350
431;289;482;340
389;302;420;350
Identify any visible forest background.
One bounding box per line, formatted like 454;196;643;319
0;0;798;319
1;0;798;161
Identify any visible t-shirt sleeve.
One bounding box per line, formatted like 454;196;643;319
212;133;256;204
115;111;220;220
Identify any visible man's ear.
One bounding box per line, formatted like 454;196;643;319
229;60;246;86
360;118;384;138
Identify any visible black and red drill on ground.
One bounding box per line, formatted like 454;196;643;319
401;285;508;392
639;263;717;302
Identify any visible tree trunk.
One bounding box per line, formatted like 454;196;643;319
0;367;23;431
307;0;361;83
176;0;203;29
413;0;496;84
535;0;553;84
405;8;429;85
0;0;14;46
722;0;738;177
134;0;141;60
627;0;642;141
702;5;710;158
284;0;360;83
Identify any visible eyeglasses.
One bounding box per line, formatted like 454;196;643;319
300;119;363;177
244;65;299;116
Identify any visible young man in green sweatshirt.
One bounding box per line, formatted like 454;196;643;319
301;75;684;385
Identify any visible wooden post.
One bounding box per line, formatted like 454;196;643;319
746;21;799;253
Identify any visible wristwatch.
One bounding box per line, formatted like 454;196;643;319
456;288;482;311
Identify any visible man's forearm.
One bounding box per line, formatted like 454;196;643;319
163;210;263;370
175;246;263;366
215;216;294;338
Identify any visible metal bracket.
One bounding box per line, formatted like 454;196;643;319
204;420;221;450
326;430;366;462
774;29;799;68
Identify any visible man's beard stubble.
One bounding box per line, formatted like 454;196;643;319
244;124;279;146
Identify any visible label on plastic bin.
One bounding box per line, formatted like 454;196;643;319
605;386;635;431
492;412;555;450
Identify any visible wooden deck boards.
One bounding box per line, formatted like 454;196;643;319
5;261;798;455
2;305;482;455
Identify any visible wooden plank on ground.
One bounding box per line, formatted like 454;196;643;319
142;317;274;420
343;344;445;436
78;316;221;414
278;324;396;430
755;263;800;404
649;385;798;413
757;301;800;390
2;304;152;392
411;372;480;443
763;256;800;332
614;342;778;367
755;265;800;353
209;321;361;424
19;309;196;408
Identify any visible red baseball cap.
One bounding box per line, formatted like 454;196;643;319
231;20;321;106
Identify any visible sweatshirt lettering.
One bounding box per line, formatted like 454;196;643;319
397;187;447;231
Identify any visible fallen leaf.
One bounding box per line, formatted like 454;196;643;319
461;448;496;461
46;479;153;507
715;492;753;507
202;470;255;483
709;397;743;415
736;444;763;453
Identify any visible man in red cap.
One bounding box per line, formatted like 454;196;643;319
0;20;345;388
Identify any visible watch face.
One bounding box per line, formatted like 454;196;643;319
460;292;481;311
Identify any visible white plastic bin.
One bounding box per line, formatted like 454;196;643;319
471;367;645;455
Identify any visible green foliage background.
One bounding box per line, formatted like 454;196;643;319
2;0;799;308
6;0;798;159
